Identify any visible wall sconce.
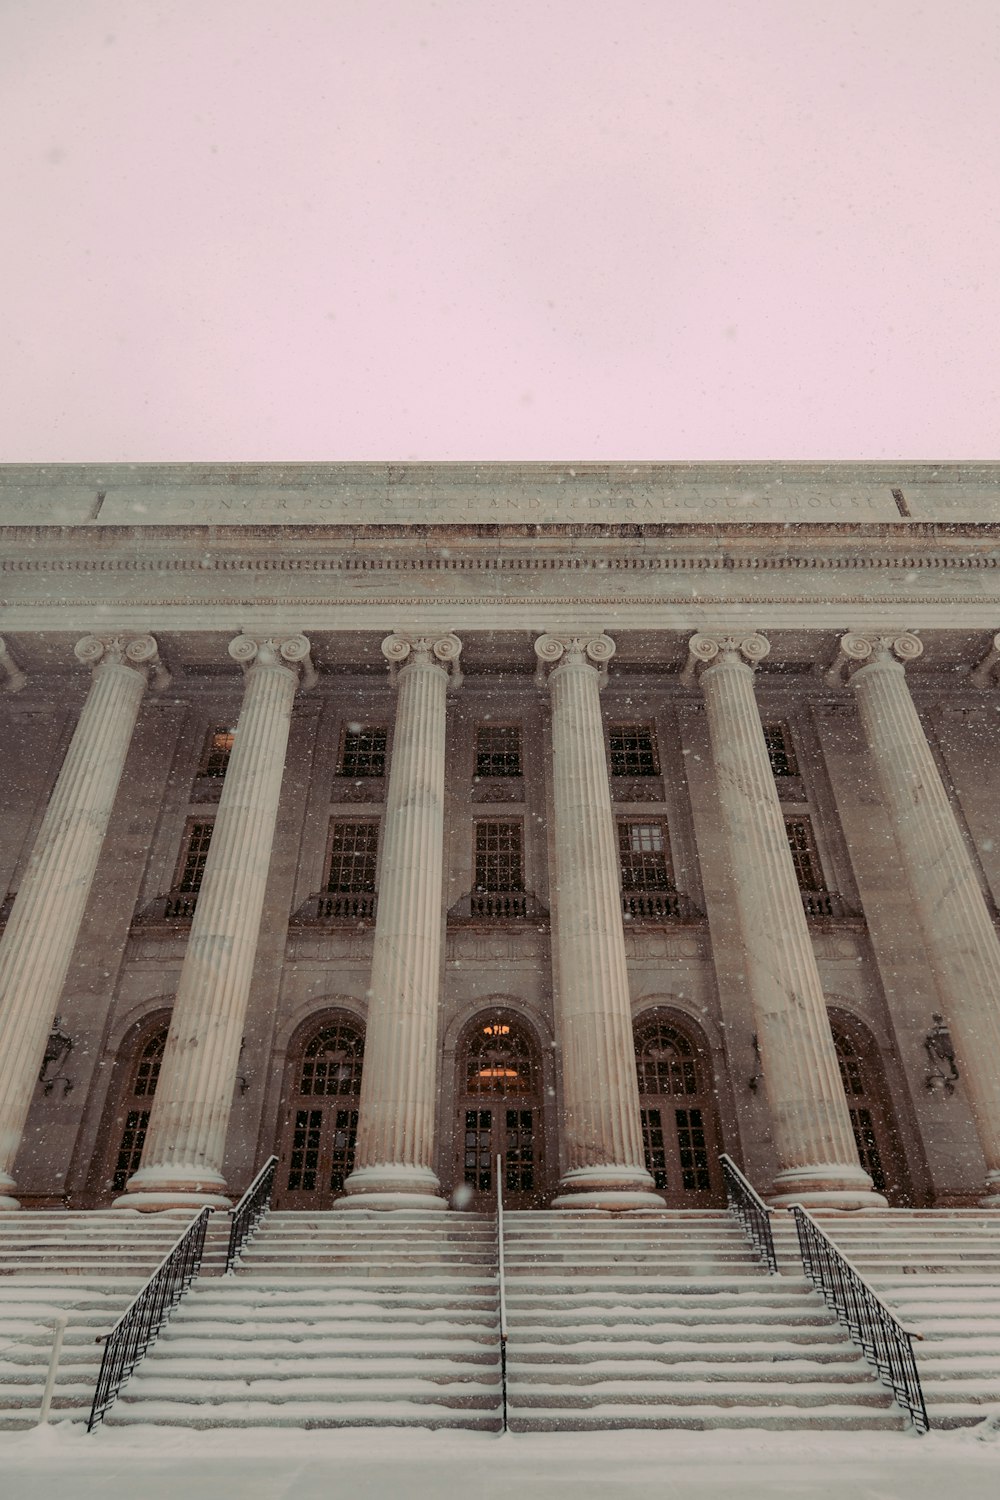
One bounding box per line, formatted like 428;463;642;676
924;1013;959;1095
39;1018;74;1097
747;1033;763;1094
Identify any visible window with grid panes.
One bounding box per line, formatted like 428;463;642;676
337;726;387;778
784;815;825;892
475;724;522;778
177;821;214;892
608;724;660;777
199;726;237;778
762;722;798;778
474;821;523;892
618;821;672;891
326;822;379;893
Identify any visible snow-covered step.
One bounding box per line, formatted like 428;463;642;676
107;1213;503;1430
503;1211;906;1433
771;1206;1000;1429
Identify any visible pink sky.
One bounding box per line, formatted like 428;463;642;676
2;1;999;462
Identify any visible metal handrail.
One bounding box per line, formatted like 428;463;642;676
790;1205;929;1434
226;1155;279;1274
720;1154;778;1273
87;1207;211;1430
495;1154;509;1433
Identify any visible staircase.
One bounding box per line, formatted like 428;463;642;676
0;1210;226;1430
105;1211;502;1429
502;1210;904;1431
780;1208;1000;1430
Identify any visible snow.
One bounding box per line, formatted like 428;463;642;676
2;1421;1000;1500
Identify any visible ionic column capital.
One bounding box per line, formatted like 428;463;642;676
228;633;316;688
534;632;615;687
381;632;463;686
824;630;923;686
683;631;770;683
74;633;170;690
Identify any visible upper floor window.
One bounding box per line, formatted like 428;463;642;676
784;815;824;892
337;726;387;779
326;821;379;893
618;820;672;891
199;726;237;778
475;821;524;892
762;723;798;778
609;724;660;778
475;725;522;778
177;820;214;893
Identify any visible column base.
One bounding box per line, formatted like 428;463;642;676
334;1164;448;1212
552;1165;664;1212
0;1171;22;1210
978;1169;1000;1207
767;1162;887;1210
113;1164;232;1213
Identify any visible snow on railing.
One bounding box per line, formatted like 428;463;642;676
720;1154;778;1273
495;1154;509;1433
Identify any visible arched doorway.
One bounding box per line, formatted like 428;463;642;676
456;1009;544;1209
634;1010;724;1207
829;1010;912;1204
90;1016;170;1203
274;1012;365;1210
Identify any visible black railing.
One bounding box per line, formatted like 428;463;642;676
226;1155;279;1274
495;1154;509;1433
88;1207;211;1430
134;890;199;925
291;891;378;924
448;890;548;923
799;890;856;920
790;1205;929;1433
720;1155;778;1273
620;890;701;923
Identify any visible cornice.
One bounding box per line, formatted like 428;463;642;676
3;546;999;576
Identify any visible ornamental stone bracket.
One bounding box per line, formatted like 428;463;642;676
533;632;616;688
823;630;923;686
0;637;27;693
228;633;317;688
74;633;171;691
680;632;771;685
382;631;463;688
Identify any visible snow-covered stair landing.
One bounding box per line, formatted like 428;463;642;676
105;1211;502;1430
784;1208;1000;1430
502;1211;904;1431
0;1210;225;1430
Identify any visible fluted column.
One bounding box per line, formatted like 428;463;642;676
841;631;1000;1204
535;632;661;1209
117;634;312;1210
0;634;166;1210
337;632;461;1211
689;632;882;1207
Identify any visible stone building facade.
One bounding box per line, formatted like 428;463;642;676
1;463;1000;1216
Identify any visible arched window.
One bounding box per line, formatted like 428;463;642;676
465;1016;537;1094
111;1025;168;1193
633;1011;721;1204
635;1019;701;1097
298;1020;365;1097
829;1014;910;1200
457;1010;543;1205
277;1012;366;1207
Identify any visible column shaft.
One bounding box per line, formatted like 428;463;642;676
537;633;660;1209
844;633;1000;1202
692;632;881;1207
0;635;160;1209
118;634;309;1210
338;633;460;1210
